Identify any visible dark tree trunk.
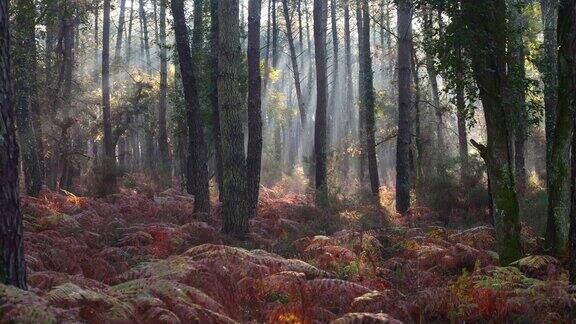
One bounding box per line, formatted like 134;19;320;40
341;1;353;178
171;0;211;213
359;0;380;197
218;0;250;236
563;0;576;283
314;0;329;206
282;0;307;125
102;0;117;195
125;0;134;66
113;0;126;68
540;0;559;179
138;0;152;70
396;0;412;214
462;0;523;265
247;0;262;219
548;0;574;257
157;0;170;186
210;0;224;202
510;2;528;196
0;0;27;289
455;52;469;183
355;0;366;182
13;0;43;197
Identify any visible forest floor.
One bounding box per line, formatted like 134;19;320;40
1;175;575;323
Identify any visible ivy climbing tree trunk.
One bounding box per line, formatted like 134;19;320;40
0;0;27;289
462;0;523;265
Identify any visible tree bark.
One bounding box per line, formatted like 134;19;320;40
171;0;211;213
396;0;412;214
359;0;380;197
548;0;574;257
210;0;224;202
355;0;366;182
102;0;117;195
540;0;559;179
218;0;250;236
138;0;152;70
113;0;126;69
567;0;576;282
462;0;523;265
247;0;263;219
314;0;329;206
157;0;170;186
282;0;307;125
341;1;353;178
0;0;27;289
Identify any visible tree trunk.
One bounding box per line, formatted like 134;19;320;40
282;0;307;125
462;0;523;265
125;0;134;66
547;0;574;257
247;0;263;219
157;0;170;186
510;1;528;196
113;0;126;69
540;0;559;180
396;0;412;214
423;9;445;164
360;0;380;197
13;0;43;197
210;0;224;202
218;0;250;236
138;0;152;70
568;0;576;282
102;0;117;195
314;0;329;206
171;0;211;213
0;0;27;289
342;1;353;178
355;0;366;182
455;53;469;183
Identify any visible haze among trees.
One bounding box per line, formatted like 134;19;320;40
1;0;576;322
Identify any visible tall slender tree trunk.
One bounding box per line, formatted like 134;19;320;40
547;0;574;257
219;0;250;236
0;0;27;289
102;0;117;195
355;0;366;182
13;0;43;197
138;0;152;70
314;0;329;206
113;0;126;69
540;0;559;178
462;0;523;265
509;2;528;195
567;0;576;283
282;0;307;125
157;0;170;186
247;0;263;218
455;50;469;183
125;0;134;66
210;0;224;201
360;0;380;197
171;0;211;213
396;0;412;214
342;1;353;178
558;0;576;284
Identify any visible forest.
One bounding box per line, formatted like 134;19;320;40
1;0;576;322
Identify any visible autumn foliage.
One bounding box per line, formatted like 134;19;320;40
1;181;575;323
